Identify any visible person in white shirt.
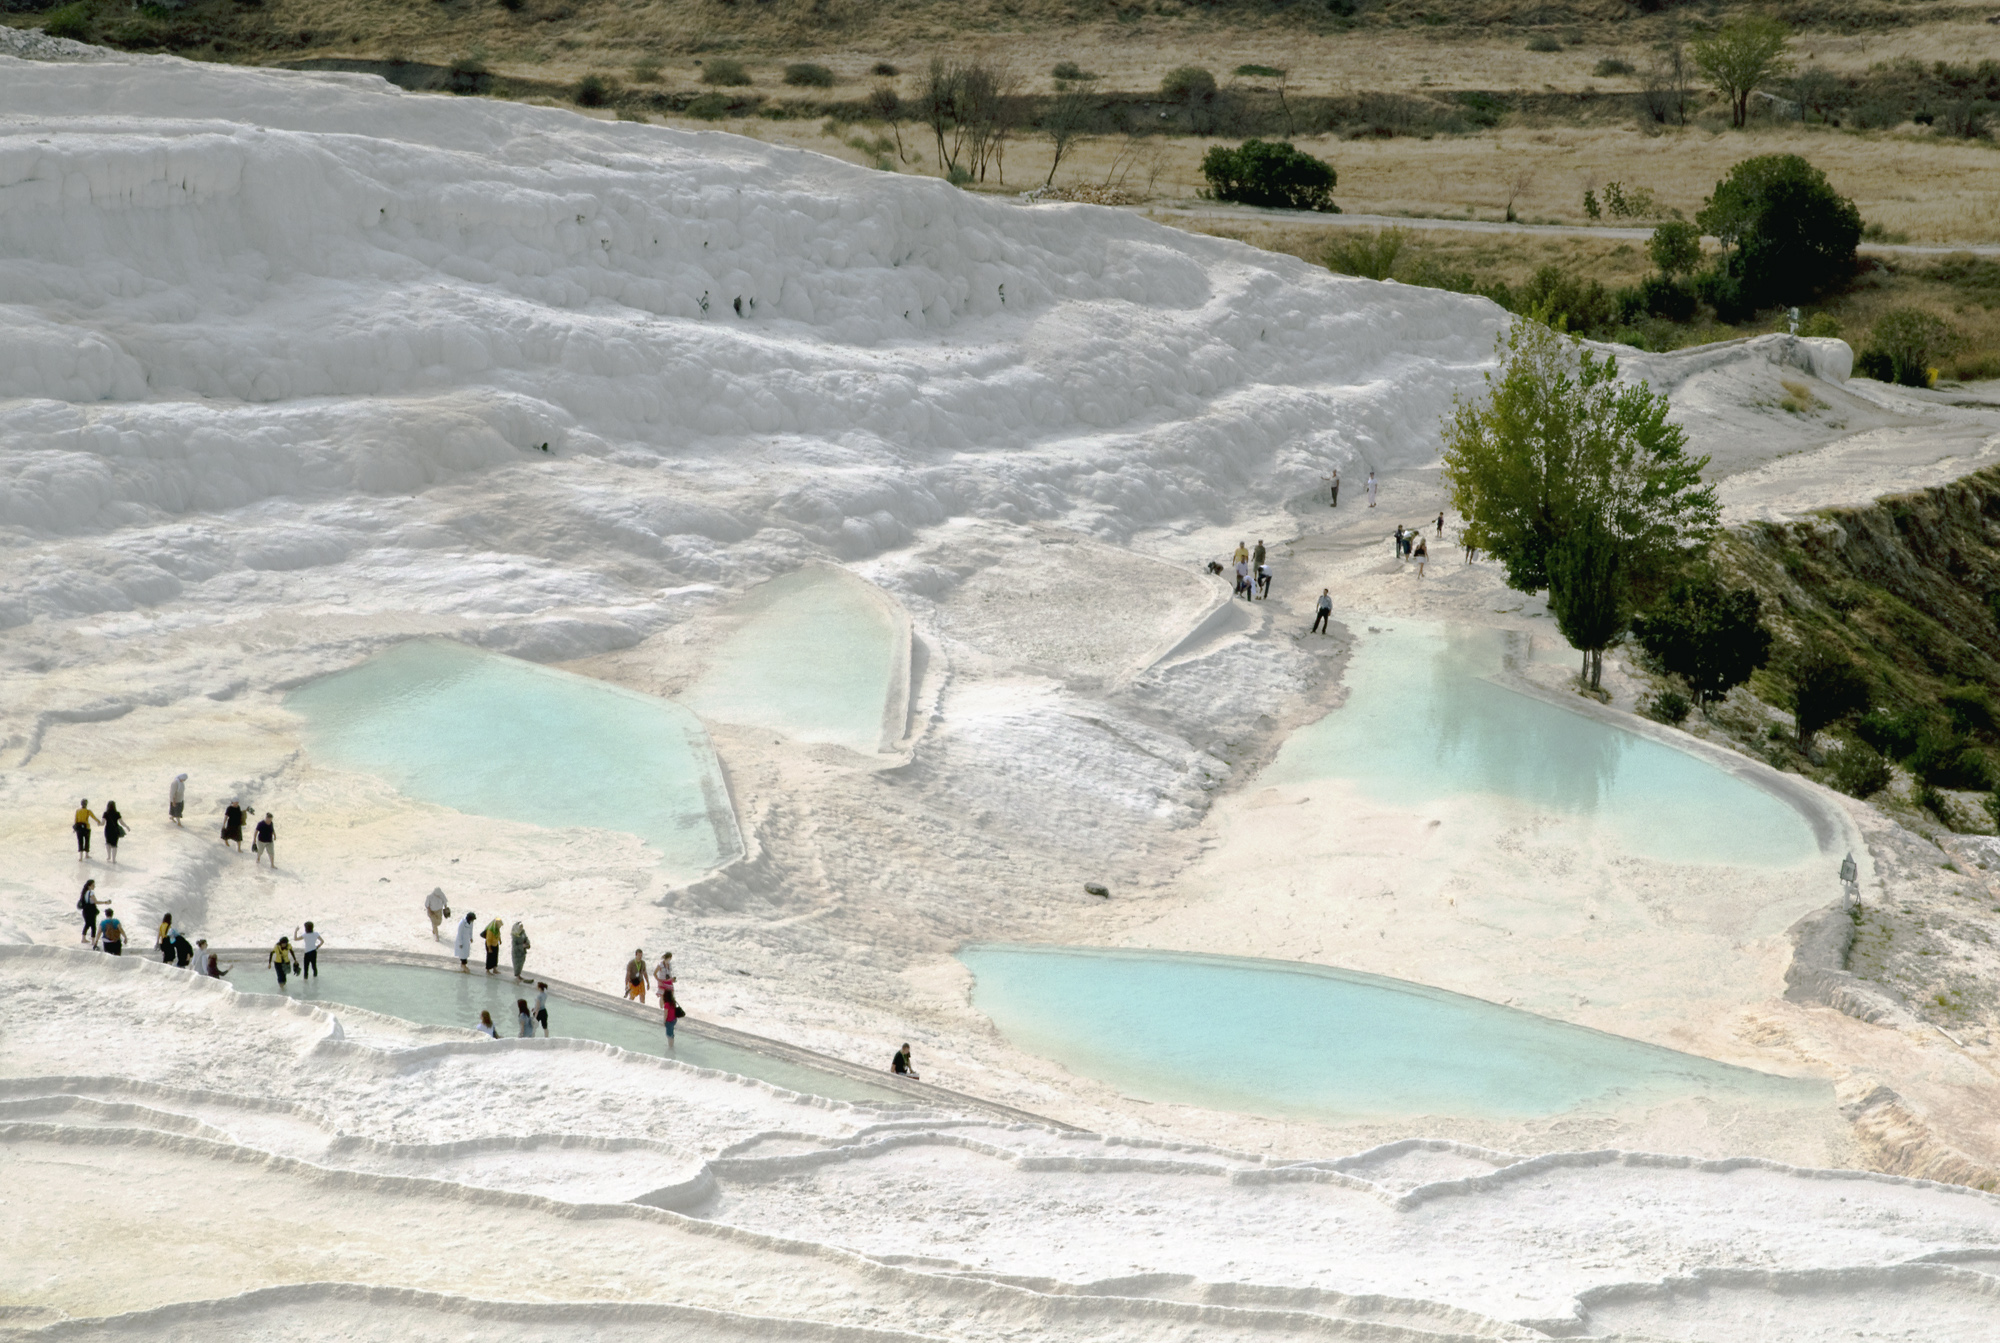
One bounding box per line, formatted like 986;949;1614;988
424;887;449;940
533;982;550;1037
169;773;187;826
294;922;323;979
454;912;477;972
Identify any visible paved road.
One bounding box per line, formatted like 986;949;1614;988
1128;200;2000;258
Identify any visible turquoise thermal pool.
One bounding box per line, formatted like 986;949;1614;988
1267;621;1818;866
236;961;906;1103
287;639;742;879
682;566;907;753
960;945;1827;1121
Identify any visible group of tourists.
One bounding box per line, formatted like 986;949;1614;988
475;982;553;1039
622;947;685;1048
1230;539;1275;602
448;907;535;982
75;884;232;978
1391;513;1448;578
68;777;276;868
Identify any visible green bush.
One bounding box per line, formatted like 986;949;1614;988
574;74;615;107
685;92;732;119
631;60;661;83
1525;33;1562;53
1855;706;1927;759
1594;57;1636;77
1642;688;1692;724
1857;308;1959;387
1200;140;1338;212
1052;61;1098;81
702;58;752;86
1510;264;1616;334
1828;738;1892;798
1649;220;1703;278
869;60;898;77
1161;66;1217;101
1696;154;1862;308
1909;722;1994;789
1799;311;1842;339
783;62;835;87
1324;228;1405;280
42;2;92;40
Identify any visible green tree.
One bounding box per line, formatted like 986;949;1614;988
1695;154;1861;308
1630;575;1772;710
1443;321;1719;597
1788;644;1871;752
1857;308;1960;387
1691;16;1792;129
1200;141;1337;212
1648;220;1702;279
1546;520;1629;691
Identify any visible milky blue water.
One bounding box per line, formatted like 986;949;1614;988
960;945;1827;1121
235;960;905;1103
682;566;904;753
287;639;742;879
1267;622;1818;866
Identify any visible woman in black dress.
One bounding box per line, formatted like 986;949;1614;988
102;802;125;864
221;801;245;851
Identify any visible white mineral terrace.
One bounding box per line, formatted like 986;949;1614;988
6;34;2000;1342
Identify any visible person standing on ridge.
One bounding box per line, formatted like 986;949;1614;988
1366;472;1378;507
653;951;674;997
481;918;504;975
425;887;450;940
1329;469;1340;508
1232;540;1249;567
155;912;174;961
624;949;650;1002
454;911;477;972
221;801;245;852
102;802;125;865
1313;589;1333;636
1251;539;1266;572
1392;524;1404;559
1435;511;1445;538
268;935;295;989
169;773;187;826
252;813;276;868
510;921;530;981
99;908;125;956
891;1044;918;1079
73;799;99;861
295;922;322;979
77;879;99;945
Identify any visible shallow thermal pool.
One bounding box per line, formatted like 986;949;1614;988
960;945;1828;1122
1268;621;1818;866
681;566;907;753
233;960;907;1104
287;639;742;879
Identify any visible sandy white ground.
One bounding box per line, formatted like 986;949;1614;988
5;38;2000;1340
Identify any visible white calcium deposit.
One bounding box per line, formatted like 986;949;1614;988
5;39;2000;1341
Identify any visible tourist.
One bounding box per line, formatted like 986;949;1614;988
661;989;679;1052
891;1043;918;1079
510;920;531;981
1257;563;1273;600
1252;539;1266;572
1232;540;1248;567
475;1010;497;1038
221;801;245;852
102;802;125;865
1312;589;1332;635
1414;536;1428;577
195;938;211;972
155;912;174;961
1329;469;1340;508
295;922;322;978
252;813;276;867
516;997;535;1038
653;951;673;997
454;911;477;972
533;982;550;1036
201;944;228;979
99;908;125;956
169;773;187;826
77;879;99;945
425;887;449;940
481;918;504;976
1366;471;1378;507
268;935;295;989
624;949;649;1002
167;928;194;969
1391;524;1404;558
1234;557;1252;600
1435;511;1445;538
73;799;98;861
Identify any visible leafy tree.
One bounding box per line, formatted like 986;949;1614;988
1695;154;1861;308
1648;220;1702;278
1691;16;1792;129
1788;644;1871;752
1200;141;1337;212
1630;576;1771;711
1828;738;1892;798
1443;323;1720;688
1162;66;1218;132
1324;228;1405;280
1857;308;1959;387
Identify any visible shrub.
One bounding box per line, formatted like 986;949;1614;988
1696;154;1861;307
574;74;614;107
1526;33;1563;53
1630;577;1771;709
1854;706;1926;760
870;61;899;77
783;62;835;87
1788;643;1870;752
1909;722;1994;789
1594;57;1636;77
1649;220;1703;278
685;92;732;119
1052;61;1098;81
1161;66;1217;101
1234;63;1284;78
1200;140;1338;212
1799;311;1842;339
1512;265;1616;334
631;60;661;83
1642;688;1692;724
702;58;752;86
1634;274;1697;321
1324;228;1405;280
1858;308;1959;387
1694;268;1754;324
42;2;92;39
1827;738;1892;798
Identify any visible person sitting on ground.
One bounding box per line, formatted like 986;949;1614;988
891;1043;918;1079
202;946;229;979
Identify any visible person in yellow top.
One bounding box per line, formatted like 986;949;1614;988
1231;541;1249;566
482;918;504;976
268;936;296;989
73;800;99;861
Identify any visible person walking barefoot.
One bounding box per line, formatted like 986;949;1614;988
533;982;550;1037
295;922;322;979
510;921;531;981
73;799;99;861
425;887;449;940
77;880;99;946
1312;588;1333;635
268;936;295;989
102;802;125;865
517;997;535;1038
624;949;650;1002
221;801;245;852
169;773;187;826
1414;536;1428;578
252;813;276;868
1365;471;1378;508
98;908;125;956
454;911;477;972
481;918;503;976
